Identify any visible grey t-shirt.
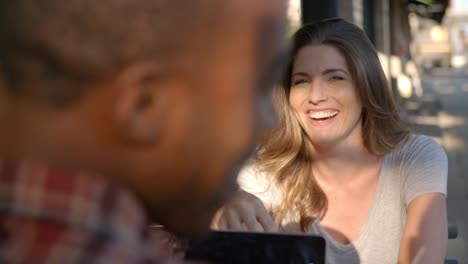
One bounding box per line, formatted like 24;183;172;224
238;135;447;264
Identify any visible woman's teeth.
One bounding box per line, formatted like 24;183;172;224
309;111;338;120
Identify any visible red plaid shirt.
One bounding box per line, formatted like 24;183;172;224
0;160;181;264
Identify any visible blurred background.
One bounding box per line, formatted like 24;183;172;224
287;0;468;263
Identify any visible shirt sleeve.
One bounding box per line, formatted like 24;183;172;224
237;165;282;210
400;135;448;206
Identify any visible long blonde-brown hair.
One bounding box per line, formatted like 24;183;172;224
254;19;410;231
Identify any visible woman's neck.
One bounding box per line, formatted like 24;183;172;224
309;132;381;186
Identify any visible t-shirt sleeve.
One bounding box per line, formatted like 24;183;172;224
400;135;448;206
237;165;282;210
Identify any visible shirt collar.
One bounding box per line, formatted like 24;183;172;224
0;160;150;245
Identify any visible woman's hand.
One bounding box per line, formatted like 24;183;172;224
149;227;188;261
213;189;278;232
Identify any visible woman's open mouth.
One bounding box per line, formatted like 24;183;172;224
307;110;339;127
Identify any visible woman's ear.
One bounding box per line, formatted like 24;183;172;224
113;62;172;146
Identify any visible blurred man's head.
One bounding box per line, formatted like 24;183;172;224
0;0;288;236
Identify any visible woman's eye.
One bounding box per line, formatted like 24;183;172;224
293;79;308;85
329;76;344;81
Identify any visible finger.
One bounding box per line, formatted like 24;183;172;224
217;216;228;230
242;214;265;232
240;222;249;232
169;260;209;264
225;209;243;230
256;210;278;232
248;199;278;232
210;208;224;230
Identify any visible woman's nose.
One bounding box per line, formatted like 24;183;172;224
308;80;328;104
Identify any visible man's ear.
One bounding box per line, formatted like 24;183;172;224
113;62;173;146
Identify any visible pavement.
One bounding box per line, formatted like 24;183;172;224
403;67;468;264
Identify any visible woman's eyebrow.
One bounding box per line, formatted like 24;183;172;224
322;68;348;75
292;72;309;77
292;69;348;77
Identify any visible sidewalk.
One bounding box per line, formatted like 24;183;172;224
402;68;468;264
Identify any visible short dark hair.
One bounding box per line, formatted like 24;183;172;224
0;0;221;105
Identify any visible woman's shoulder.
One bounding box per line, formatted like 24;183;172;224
237;163;273;191
237;163;267;181
391;134;446;161
390;135;448;204
407;134;440;146
237;163;282;206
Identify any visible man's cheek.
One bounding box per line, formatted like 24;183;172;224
257;93;278;130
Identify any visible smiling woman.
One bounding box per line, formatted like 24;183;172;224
289;44;362;145
214;18;449;264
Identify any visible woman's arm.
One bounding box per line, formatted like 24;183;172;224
398;193;447;264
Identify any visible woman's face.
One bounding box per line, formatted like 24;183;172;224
289;44;363;148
